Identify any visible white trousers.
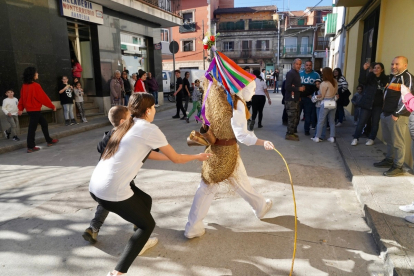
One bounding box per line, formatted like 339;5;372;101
185;156;266;237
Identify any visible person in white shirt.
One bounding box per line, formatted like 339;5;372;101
2;90;20;141
184;75;275;239
89;93;211;276
249;70;272;130
260;69;266;80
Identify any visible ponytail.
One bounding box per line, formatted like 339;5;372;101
101;117;134;160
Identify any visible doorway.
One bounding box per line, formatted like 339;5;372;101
360;7;380;68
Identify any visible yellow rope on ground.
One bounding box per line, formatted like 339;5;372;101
273;148;297;276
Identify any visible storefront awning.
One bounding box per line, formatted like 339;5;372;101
335;0;370;7
325;13;338;36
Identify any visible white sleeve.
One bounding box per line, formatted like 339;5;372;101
146;125;169;149
2;99;7;115
231;101;258;146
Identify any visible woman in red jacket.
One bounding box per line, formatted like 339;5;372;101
72;57;83;80
18;67;58;153
134;70;147;93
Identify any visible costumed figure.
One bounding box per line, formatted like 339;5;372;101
184;35;275;239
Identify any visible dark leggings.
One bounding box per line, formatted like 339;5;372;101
90;185;154;273
27;111;52;148
251;95;266;124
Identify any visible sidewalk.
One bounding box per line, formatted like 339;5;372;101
0;102;175;155
335;116;414;275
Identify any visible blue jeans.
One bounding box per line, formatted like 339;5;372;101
316;103;336;138
275;80;278;92
301;97;316;132
316;107;327;139
151;90;158;105
353;106;382;140
125;94;130;106
62;103;74;120
335;105;345;123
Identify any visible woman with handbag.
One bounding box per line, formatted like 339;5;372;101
351;62;388;146
312;67;338;143
333;68;349;126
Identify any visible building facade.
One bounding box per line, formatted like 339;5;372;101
0;0;181;127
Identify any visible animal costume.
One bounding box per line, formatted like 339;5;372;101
184;47;272;238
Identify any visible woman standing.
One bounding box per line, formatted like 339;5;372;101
249;70;271;130
134;70;147;93
110;70;124;106
122;71;132;106
351;62;388;146
89;93;210;276
333;68;348;126
312;67;338;143
71;57;83;80
17;67;58;153
146;72;159;107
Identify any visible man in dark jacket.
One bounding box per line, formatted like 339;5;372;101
284;58;305;141
374;56;414;176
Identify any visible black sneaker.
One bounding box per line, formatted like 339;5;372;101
180;116;187;120
3;130;10;139
305;131;310;136
12;136;20;141
172;115;180;119
185;117;189;123
383;165;404;177
373;158;393;168
65;120;70;126
71;119;78;125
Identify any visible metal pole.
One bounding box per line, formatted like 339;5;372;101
172;50;176;93
202;20;205;70
311;26;317;65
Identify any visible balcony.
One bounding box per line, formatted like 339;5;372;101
248;20;277;30
179;22;196;33
217;47;274;59
93;0;182;27
283;44;313;56
241;49;252;58
218;21;245;31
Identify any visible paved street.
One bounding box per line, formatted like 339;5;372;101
0;93;386;276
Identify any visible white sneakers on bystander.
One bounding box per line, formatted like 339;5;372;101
311;137;320;143
405;215;414;224
365;139;374;146
335;122;342;127
399;202;414;213
327;137;335;143
351;139;358;146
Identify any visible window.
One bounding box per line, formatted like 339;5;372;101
223;41;234;52
284;37;297;52
300;37;309;54
183;40;194;52
183;12;193;23
133;37;138;44
160;29;169;42
256;40;270;51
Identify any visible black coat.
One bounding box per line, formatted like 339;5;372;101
357;69;388;110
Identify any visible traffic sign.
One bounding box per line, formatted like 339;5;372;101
169;41;179;54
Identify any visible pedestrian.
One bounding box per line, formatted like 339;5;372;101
110;70;124;106
281;79;288;125
58;76;78;126
2;90;20;141
71;56;83;80
74;82;87;123
284;59;305;141
134;70;146;93
147;72;159;107
172;70;186;119
311;79;327;140
249;70;271;130
352;63;388;146
351;85;363;126
183;71;191;112
89;93;211;276
122;70;132;106
273;69;280;93
373;56;414;176
18;67;58;153
73;77;80;87
244;66;253;116
312;67;338;143
300;60;320;136
398;84;414;223
130;73;137;91
185;79;203;123
333;68;349;126
260;69;266;80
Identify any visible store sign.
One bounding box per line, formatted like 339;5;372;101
59;0;104;25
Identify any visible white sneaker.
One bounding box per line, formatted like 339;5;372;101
327;137;335;143
399;202;414;213
184;228;206;239
335;122;342;127
311;137;320;143
139;237;158;256
256;199;273;219
365;139;374;146
405;215;414;224
351;139;358;146
155;104;160;107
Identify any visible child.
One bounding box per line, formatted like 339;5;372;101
74;82;87;123
58;76;77;126
185;79;203;123
2;90;20;141
351;85;363;126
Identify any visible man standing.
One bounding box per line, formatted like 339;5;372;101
172;70;187;119
374;56;414;176
300;60;320;136
273;69;280;93
285;59;305;141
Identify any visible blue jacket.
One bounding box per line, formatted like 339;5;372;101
300;70;320;97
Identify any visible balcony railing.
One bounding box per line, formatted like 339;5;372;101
283;44;313;55
218;21;245;31
139;0;181;16
179;22;196;33
249;20;277;30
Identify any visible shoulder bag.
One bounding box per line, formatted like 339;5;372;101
323;86;336;110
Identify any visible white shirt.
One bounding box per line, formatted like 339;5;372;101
231;99;258;146
2;97;19;116
89;118;168;201
260;72;266;80
254;79;267;96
